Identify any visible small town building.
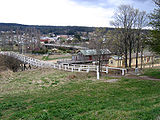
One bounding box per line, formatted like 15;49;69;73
40;37;57;44
72;49;111;62
109;56;123;67
57;35;69;39
109;52;155;68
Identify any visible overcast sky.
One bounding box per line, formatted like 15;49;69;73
0;0;154;27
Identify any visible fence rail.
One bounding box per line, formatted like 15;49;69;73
0;51;127;79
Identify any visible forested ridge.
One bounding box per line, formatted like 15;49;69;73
0;23;114;34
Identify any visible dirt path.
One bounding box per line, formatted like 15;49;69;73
107;74;160;81
138;76;160;81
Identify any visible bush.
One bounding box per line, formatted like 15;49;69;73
32;49;48;54
1;55;22;72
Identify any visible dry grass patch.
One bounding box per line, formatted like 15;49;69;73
25;54;44;60
0;68;96;96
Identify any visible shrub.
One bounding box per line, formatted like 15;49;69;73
1;55;22;72
32;49;48;54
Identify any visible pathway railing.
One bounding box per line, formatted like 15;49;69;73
0;51;127;79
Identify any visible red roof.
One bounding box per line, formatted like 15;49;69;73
40;39;49;42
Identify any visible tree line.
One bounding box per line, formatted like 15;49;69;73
0;28;41;53
147;0;160;54
0;23;113;35
108;4;148;68
89;0;160;75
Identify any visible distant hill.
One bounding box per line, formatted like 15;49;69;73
0;23;114;35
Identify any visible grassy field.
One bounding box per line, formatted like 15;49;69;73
143;68;160;79
0;69;160;120
42;54;72;61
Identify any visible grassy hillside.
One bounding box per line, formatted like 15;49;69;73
0;69;160;120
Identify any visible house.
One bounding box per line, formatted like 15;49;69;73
109;52;155;68
40;37;57;44
72;49;111;62
57;35;69;39
109;56;123;67
40;37;50;43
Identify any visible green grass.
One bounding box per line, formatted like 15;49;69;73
46;56;71;60
42;55;49;60
42;55;71;61
0;69;160;120
143;68;160;79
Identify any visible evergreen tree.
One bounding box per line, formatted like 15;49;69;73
148;0;160;54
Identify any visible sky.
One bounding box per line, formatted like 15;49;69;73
0;0;155;27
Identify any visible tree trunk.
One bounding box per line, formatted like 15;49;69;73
129;40;132;68
98;55;101;77
140;48;143;69
118;56;120;67
136;50;138;68
152;56;154;67
136;33;140;68
124;39;128;68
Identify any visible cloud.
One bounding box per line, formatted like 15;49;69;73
0;0;114;27
130;0;154;12
71;0;117;8
132;0;149;2
72;0;154;12
0;0;155;27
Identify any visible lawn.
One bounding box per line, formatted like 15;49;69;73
0;69;160;120
42;54;71;61
143;68;160;79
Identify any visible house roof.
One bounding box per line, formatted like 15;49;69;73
80;49;111;56
131;52;154;58
111;56;123;60
111;52;154;60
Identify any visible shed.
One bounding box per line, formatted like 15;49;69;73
72;49;111;62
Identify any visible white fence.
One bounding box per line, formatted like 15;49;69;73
0;51;127;79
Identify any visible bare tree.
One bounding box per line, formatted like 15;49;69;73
10;29;14;51
135;11;148;68
110;5;148;68
89;28;107;76
106;29;124;56
153;0;160;6
16;28;21;53
14;27;41;54
1;31;6;50
110;5;138;68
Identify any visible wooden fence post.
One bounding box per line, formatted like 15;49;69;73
74;65;75;70
106;67;108;74
61;64;64;69
53;64;55;68
86;65;89;73
72;66;74;72
59;64;61;70
78;67;81;72
122;69;125;76
97;66;99;80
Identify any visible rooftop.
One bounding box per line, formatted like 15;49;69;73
111;52;154;60
80;49;111;56
111;56;123;60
